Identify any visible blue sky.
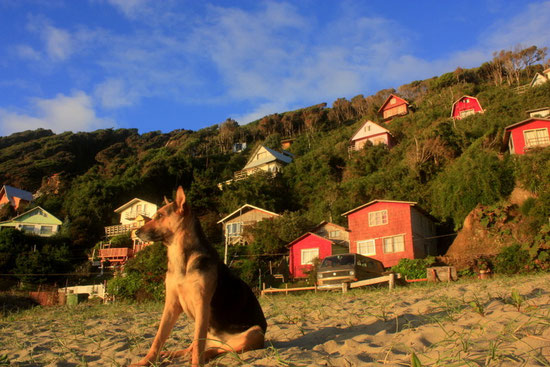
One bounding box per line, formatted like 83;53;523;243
0;0;549;136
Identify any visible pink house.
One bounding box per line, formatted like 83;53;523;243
349;120;394;152
451;96;484;119
504;118;550;155
0;185;33;211
378;94;410;121
342;200;437;268
288;232;348;279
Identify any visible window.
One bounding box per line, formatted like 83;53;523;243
256;151;267;160
226;222;242;236
524;128;550;147
368;210;388;226
301;248;319;265
21;225;35;234
357;239;376;256
460;109;475;118
390;98;396;105
40;226;53;235
329;230;340;238
383;235;405;253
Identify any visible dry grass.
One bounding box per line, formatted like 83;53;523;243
0;273;549;366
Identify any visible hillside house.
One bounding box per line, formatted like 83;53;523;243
349;120;394;152
530;68;550;87
504;118;550;155
378;94;410;121
0;185;33;211
342;200;437;268
526;107;550;119
219;145;293;188
98;198;157;266
451;96;484;119
218;204;279;247
288;232;348;279
310;221;350;249
0;206;62;236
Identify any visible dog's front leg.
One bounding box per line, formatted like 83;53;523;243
132;290;182;366
189;279;214;366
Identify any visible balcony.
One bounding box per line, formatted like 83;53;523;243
124;210;148;220
104;222;140;237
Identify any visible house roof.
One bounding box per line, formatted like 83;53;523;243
530;72;549;87
526;107;550;114
377;94;409;113
0;206;62;226
0;185;33;203
217;204;279;224
451;95;483;116
311;221;349;233
287;232;334;248
341;200;418;217
243;145;293;171
349;120;391;142
114;198;156;213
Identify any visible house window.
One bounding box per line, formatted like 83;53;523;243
329;230;340;238
40;226;53;235
383;235;405;253
364;125;371;132
524;128;550;147
357;239;376;256
460;109;475;118
463;98;470;103
390;98;396;105
301;248;319;265
368;210;388;227
226;222;243;237
21;225;35;234
256;151;267;160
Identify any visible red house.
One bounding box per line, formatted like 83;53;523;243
451;95;484;119
378;94;410;121
288;232;348;279
342;200;437;268
504;118;550;155
0;185;33;211
349;120;394;152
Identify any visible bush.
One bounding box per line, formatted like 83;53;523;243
391;256;437;280
494;244;530;274
107;243;167;301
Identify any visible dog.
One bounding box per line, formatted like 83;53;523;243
130;186;267;366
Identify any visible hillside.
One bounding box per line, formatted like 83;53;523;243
0;46;549;280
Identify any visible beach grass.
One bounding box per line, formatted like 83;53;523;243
0;273;549;366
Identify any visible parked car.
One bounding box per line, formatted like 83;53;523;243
317;253;384;289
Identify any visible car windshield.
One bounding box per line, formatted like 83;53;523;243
320;255;355;268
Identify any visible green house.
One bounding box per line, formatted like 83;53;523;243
0;206;62;237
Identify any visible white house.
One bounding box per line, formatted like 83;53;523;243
114;198;157;226
349;120;394;152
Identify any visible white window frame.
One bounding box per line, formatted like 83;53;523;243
523;128;549;147
329;230;340;238
21;225;35;234
368;210;388;227
459;109;475;118
383;234;405;253
226;222;243;237
301;248;319;265
40;226;53;235
357;239;376;256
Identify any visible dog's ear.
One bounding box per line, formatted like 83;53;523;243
175;186;186;214
164;196;171;205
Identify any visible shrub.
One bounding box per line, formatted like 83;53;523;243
391;256;437;280
494;244;531;274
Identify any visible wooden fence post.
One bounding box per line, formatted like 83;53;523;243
342;282;349;293
389;273;395;290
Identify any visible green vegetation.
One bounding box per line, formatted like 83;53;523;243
1;45;549;288
390;256;437;280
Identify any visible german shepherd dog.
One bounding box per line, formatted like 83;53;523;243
131;186;267;366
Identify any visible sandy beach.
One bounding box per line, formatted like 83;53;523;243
1;273;549;366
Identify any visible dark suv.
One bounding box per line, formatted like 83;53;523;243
317;253;385;289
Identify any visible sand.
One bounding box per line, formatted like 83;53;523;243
1;273;549;366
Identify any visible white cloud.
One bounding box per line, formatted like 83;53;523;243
44;25;73;60
0;91;113;135
94;78;136;108
105;0;150;18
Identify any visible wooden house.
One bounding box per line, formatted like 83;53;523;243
451;96;484;119
287;232;348;279
0;185;33;211
99;198;157;267
217;204;279;248
342;200;437;268
504;118;550;155
530;68;550;87
378;94;410;121
310;221;350;249
349;120;394;152
526;107;550;119
0;206;62;236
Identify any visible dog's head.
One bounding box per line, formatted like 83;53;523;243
135;186;189;244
